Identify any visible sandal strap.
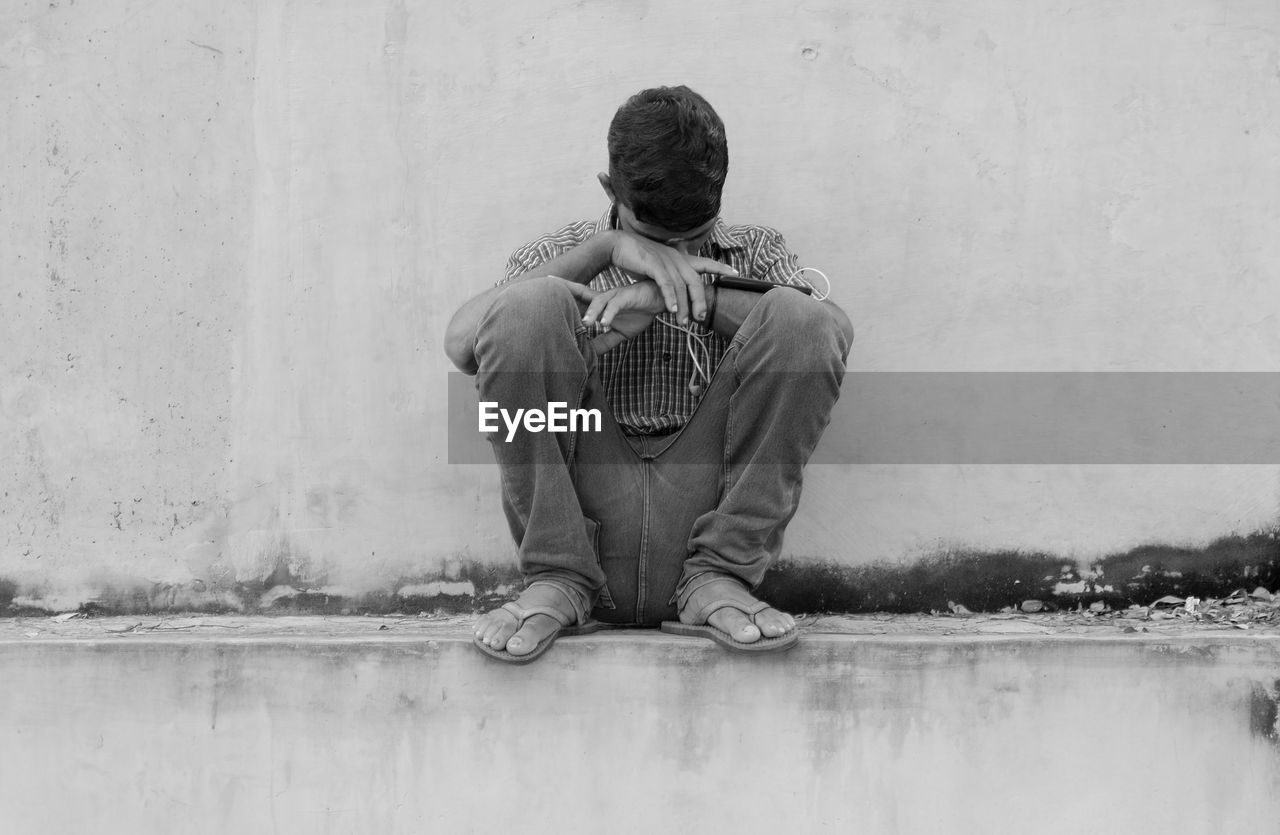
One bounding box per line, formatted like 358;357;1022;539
679;571;775;626
501;601;574;628
677;570;746;612
520;580;587;626
690;597;769;627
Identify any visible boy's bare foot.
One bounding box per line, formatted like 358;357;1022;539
473;583;581;658
678;576;796;643
475;610;562;657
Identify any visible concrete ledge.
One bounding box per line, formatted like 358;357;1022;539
3;617;1280;834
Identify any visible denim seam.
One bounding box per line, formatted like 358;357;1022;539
636;451;652;623
565;371;590;468
725;346;742;498
583;514;616;611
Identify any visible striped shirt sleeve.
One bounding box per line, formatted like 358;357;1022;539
501;221;596;284
745;227;808;288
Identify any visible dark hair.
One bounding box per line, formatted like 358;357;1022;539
607;86;728;231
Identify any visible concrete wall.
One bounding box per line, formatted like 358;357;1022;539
2;628;1279;832
3;0;1279;608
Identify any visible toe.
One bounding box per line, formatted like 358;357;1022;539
475;609;517;650
708;608;761;644
754;608;795;638
489;619;517;649
505;613;560;657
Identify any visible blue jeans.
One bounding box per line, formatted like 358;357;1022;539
473;276;848;626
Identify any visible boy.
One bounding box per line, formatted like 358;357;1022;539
444;86;852;662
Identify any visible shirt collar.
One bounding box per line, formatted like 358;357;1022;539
597;205;746;251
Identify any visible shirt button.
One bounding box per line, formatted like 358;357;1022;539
662;352;672;362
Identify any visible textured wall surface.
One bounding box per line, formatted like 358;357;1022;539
2;0;1279;608
2;626;1279;832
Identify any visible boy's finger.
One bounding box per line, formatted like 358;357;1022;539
599;297;627;330
564;282;596;302
564;283;595;314
658;263;690;325
678;264;708;323
582;295;609;325
688;257;739;277
652;274;681;319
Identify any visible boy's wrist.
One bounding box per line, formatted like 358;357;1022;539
594;229;621;270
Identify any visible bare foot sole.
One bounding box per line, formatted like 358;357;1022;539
660;576;798;653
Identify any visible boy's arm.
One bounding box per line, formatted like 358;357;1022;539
706;227;855;344
705;285;853;345
443;229;741;374
443;233;617;375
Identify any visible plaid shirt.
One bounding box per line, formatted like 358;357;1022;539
502;207;808;435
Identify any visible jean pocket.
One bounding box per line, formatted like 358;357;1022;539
582;515;615;610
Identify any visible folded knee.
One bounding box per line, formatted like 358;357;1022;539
481;276;581;341
487;275;577;321
753;289;850;366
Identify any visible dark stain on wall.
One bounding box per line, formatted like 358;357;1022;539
0;578;16;611
759;550;1066;614
1094;532;1280;603
758;532;1280;614
2;530;1278;617
1249;681;1280;745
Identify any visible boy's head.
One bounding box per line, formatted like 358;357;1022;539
599;86;728;235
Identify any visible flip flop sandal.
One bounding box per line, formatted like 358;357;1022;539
474;600;601;665
661;597;799;654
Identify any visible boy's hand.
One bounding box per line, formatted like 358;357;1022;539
606;230;738;326
564;281;661;351
578;281;664;339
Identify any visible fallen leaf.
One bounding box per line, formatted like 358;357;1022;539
1020;600;1045;613
948;602;974;616
51;612;83;623
1151;595;1185;608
